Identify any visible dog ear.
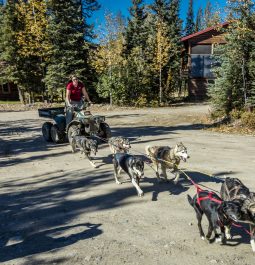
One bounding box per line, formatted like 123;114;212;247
174;144;179;152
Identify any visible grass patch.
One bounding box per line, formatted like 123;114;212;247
0;101;21;104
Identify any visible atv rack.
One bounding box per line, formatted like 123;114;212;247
38;107;65;118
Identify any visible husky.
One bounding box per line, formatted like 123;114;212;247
71;135;98;168
145;142;189;184
187;191;242;244
113;153;144;197
108;136;131;154
221;177;255;252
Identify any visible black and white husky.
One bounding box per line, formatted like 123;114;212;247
113;153;144;197
71;135;98;168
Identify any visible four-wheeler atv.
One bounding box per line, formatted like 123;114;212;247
38;102;111;144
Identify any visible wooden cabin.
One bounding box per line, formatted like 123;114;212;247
181;22;229;100
0;82;19;101
0;61;19;101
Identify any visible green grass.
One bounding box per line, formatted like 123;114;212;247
0;100;21;104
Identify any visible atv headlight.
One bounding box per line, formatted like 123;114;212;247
94;116;105;123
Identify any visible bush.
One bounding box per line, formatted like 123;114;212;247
209;109;226;120
149;100;159;108
134;94;147;107
229;109;244;120
240;112;255;129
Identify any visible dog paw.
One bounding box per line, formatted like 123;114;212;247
225;233;232;240
215;237;222;244
116;180;122;185
201;236;205;240
138;192;144;197
250;239;255;252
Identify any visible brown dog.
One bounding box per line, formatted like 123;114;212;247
146;142;189;183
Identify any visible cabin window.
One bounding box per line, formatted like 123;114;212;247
191;44;212;54
190;44;215;78
1;83;11;94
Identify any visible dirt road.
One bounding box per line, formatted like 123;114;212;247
0;105;255;265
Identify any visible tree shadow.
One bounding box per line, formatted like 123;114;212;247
0;168;147;262
0;223;102;262
0;118;70;165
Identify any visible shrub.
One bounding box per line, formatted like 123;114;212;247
230;109;244;120
134;94;147;107
240;112;255;129
149;100;159;108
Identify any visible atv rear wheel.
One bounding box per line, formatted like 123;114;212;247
51;124;65;144
42;122;53;142
67;124;80;143
99;122;112;140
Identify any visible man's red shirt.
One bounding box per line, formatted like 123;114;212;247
66;81;84;101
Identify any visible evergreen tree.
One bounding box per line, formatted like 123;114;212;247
184;0;195;36
195;7;203;32
125;0;147;52
204;0;213;28
208;0;255;114
124;0;149;103
203;0;222;29
0;0;23;101
44;0;99;99
166;0;182;98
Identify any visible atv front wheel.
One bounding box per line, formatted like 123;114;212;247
42;122;53;142
67;124;80;143
99;122;112;140
51;124;65;144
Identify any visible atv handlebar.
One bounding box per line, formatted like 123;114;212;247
67;101;92;112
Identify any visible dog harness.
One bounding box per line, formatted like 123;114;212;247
196;190;222;207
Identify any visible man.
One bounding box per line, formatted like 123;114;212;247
66;75;92;125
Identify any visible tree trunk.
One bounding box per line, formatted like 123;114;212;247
159;44;162;105
18;87;25;104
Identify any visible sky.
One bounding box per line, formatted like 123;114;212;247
90;0;228;29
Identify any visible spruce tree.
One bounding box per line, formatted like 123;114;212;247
203;0;213;28
208;0;255;114
124;0;149;102
195;7;203;32
44;0;99;99
125;0;147;52
184;0;195;36
0;0;23;101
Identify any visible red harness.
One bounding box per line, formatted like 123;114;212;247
185;172;252;236
196;189;222;207
189;178;222;207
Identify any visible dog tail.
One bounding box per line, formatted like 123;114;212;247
187;194;194;207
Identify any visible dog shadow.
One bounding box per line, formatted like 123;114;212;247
176;170;226;188
142;176;189;201
205;223;251;247
224;224;252;247
94;154;113;168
